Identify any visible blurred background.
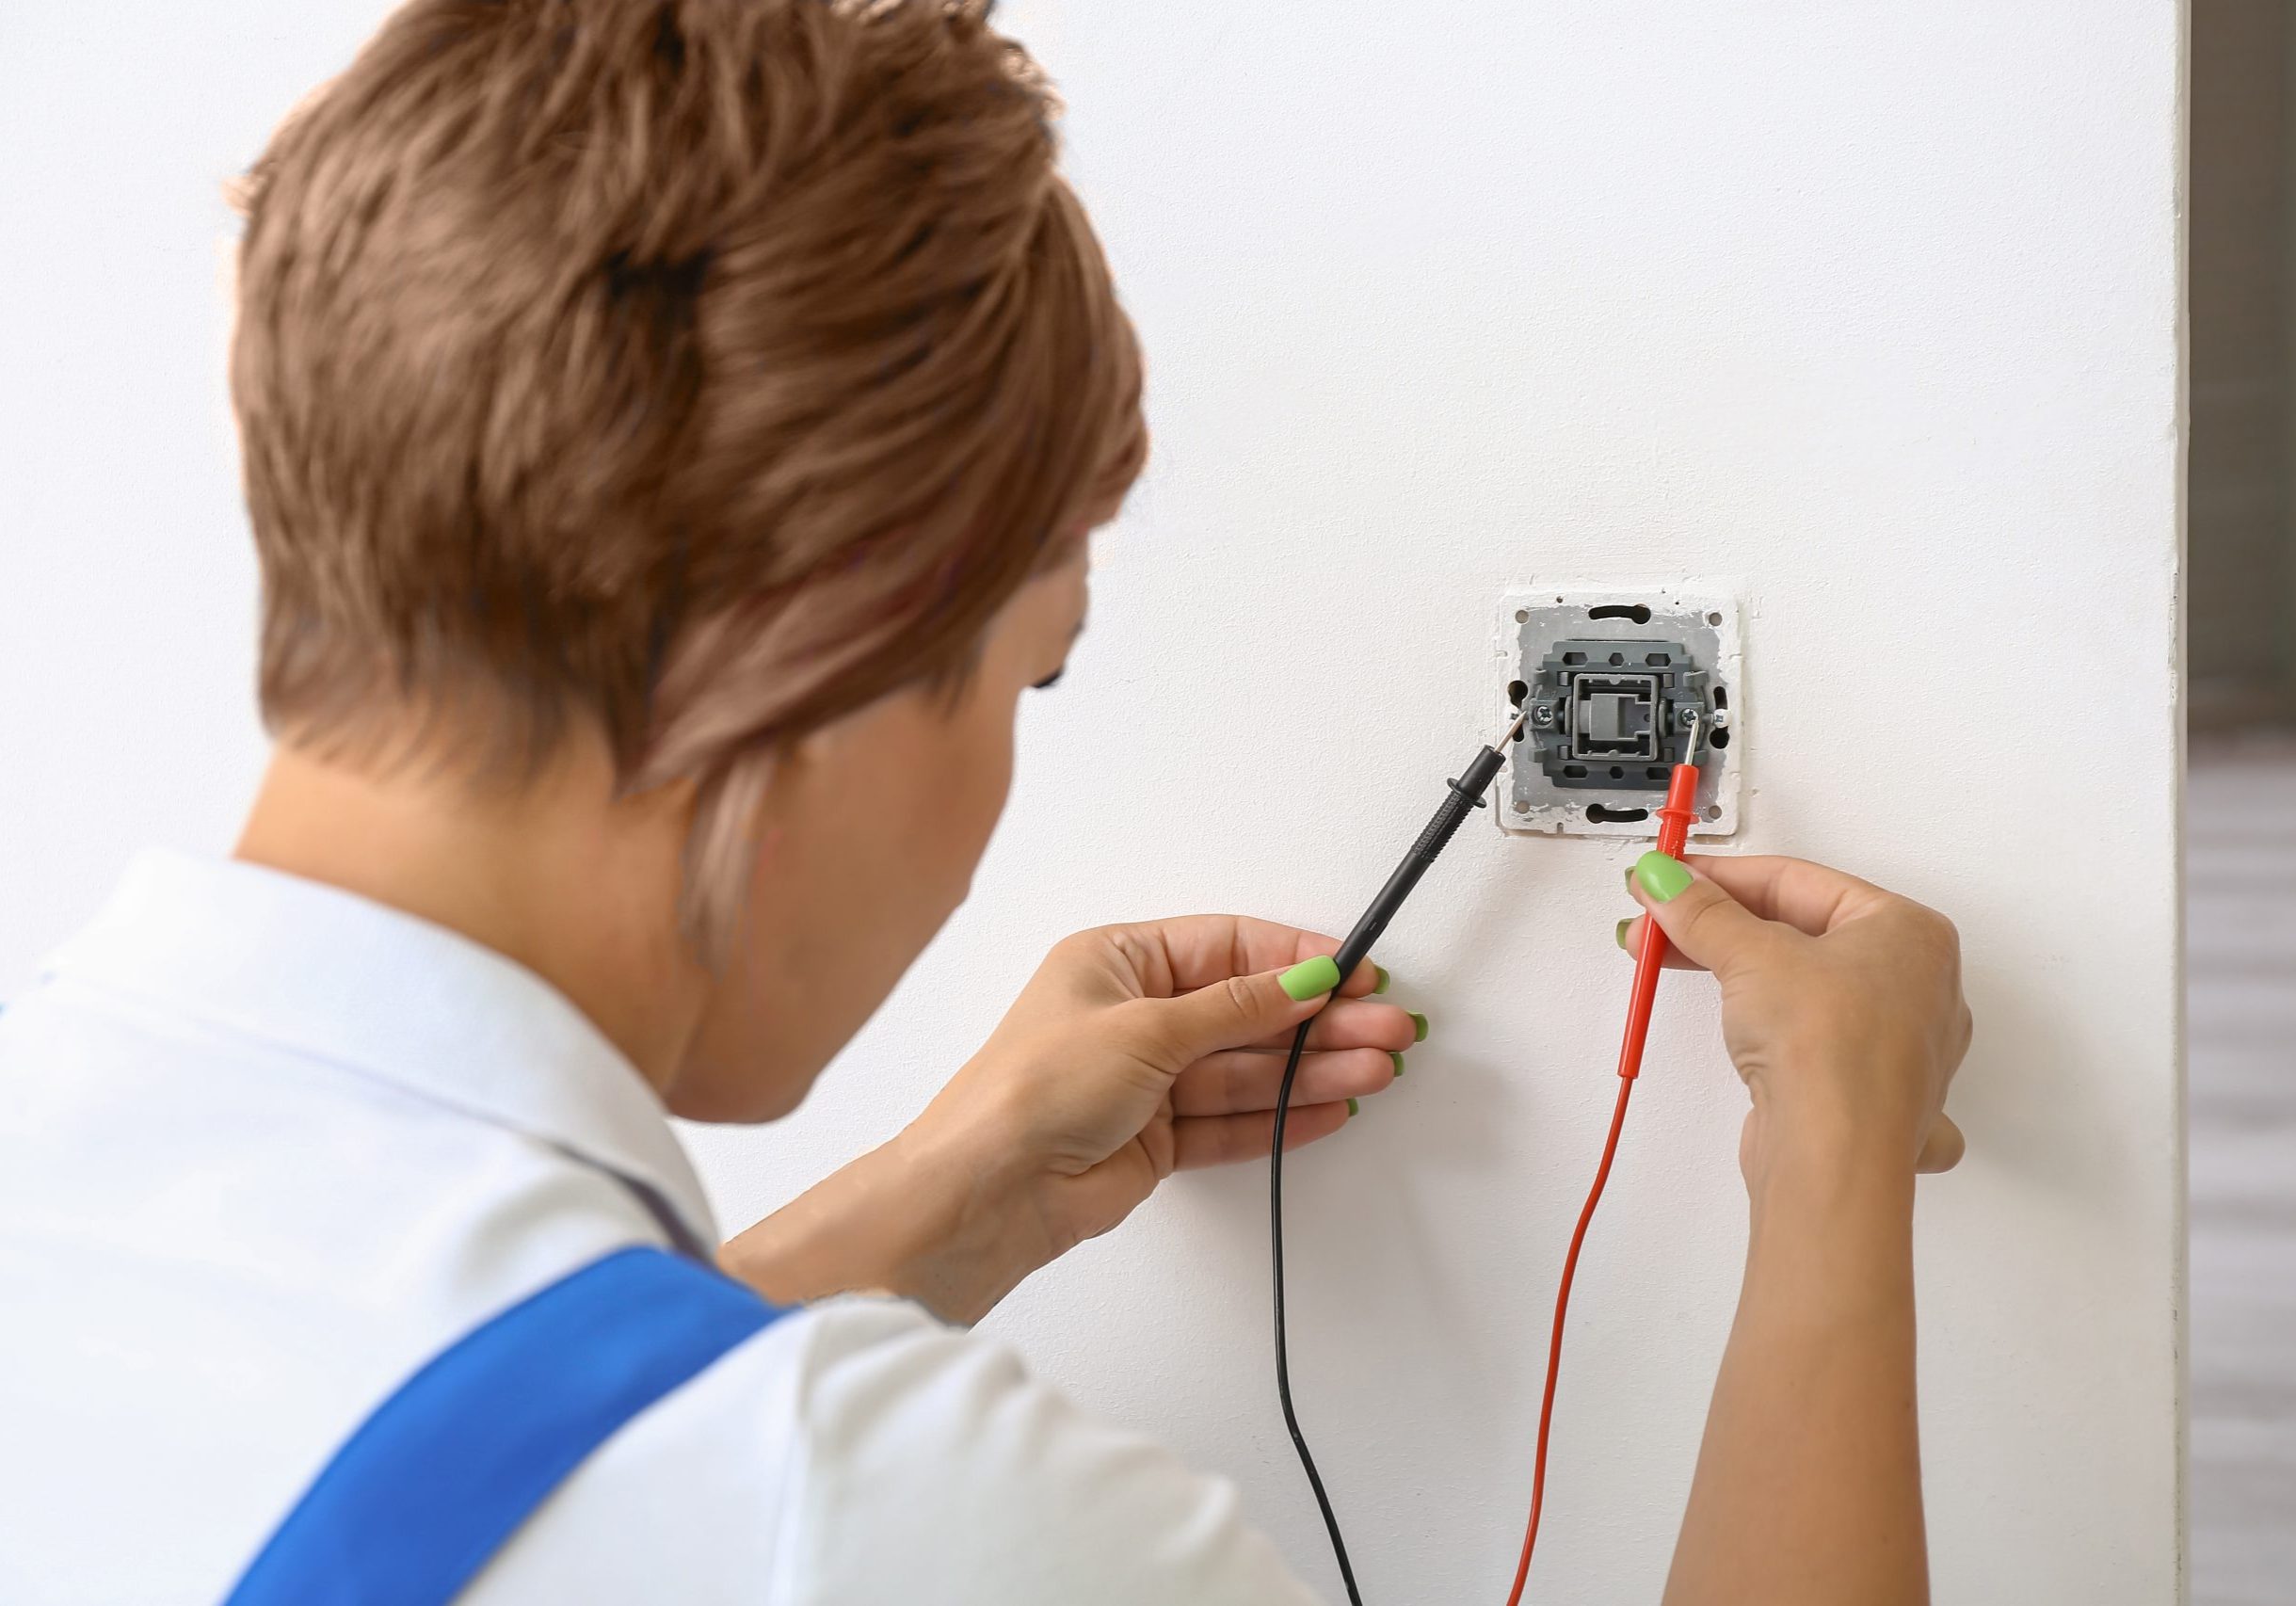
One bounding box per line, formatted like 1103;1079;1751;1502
2188;5;2296;1600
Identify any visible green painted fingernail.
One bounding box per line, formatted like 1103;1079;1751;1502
1279;956;1341;1001
1390;1052;1405;1078
1372;964;1391;994
1635;851;1694;903
1346;1097;1361;1117
1615;917;1632;950
1408;1011;1429;1042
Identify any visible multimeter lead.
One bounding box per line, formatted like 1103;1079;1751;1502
1270;706;1534;1606
1507;707;1710;1605
1330;710;1529;978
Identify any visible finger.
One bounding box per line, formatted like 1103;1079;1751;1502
1675;854;1903;940
1122;953;1348;1069
1245;997;1419;1053
1615;913;1706;971
1629;853;1788;980
1916;1114;1966;1174
1172;1100;1357;1169
1172;1047;1401;1116
1100;915;1384;1000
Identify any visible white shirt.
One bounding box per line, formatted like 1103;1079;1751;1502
0;850;1319;1605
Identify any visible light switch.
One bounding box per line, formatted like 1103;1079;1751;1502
1496;588;1743;839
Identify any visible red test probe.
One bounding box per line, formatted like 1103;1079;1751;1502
1503;712;1707;1606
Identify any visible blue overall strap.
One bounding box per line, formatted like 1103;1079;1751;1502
223;1245;790;1606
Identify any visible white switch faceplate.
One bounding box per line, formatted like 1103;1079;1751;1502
1496;587;1744;840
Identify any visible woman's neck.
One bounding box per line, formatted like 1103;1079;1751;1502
233;737;705;1093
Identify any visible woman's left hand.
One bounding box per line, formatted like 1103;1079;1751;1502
721;917;1419;1323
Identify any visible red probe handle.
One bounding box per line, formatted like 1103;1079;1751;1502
1614;762;1701;1082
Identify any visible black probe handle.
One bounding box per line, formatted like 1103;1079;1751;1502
1331;743;1510;978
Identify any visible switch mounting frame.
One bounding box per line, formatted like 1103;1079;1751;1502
1496;587;1745;840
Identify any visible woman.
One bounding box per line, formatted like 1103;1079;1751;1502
0;2;1970;1602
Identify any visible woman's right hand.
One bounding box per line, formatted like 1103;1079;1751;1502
1639;853;1967;1605
1620;852;1971;1190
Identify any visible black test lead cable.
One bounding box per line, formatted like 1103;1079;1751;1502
1268;708;1531;1605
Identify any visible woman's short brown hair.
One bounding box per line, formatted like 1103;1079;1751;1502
229;0;1144;952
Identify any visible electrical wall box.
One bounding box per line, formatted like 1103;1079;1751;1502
1496;588;1743;840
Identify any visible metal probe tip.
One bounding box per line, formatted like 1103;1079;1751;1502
1681;708;1703;765
1497;707;1530;748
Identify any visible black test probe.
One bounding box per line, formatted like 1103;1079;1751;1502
1268;708;1531;1606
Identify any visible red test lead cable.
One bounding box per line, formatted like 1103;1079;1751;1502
1503;713;1707;1606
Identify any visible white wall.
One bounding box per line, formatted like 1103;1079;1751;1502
0;4;2187;1603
